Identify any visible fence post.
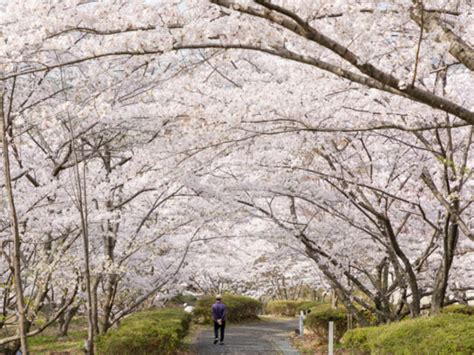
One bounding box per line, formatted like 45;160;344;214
299;310;305;336
328;321;334;355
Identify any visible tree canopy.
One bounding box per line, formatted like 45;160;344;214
0;0;472;353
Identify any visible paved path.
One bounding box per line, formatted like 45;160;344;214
192;319;301;355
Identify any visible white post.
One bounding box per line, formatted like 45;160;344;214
328;321;334;355
299;310;305;336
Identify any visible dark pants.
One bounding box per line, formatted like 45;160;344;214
214;320;226;341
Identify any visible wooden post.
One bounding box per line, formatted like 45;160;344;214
328;321;334;355
299;310;304;336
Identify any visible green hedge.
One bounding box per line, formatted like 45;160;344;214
265;300;322;317
170;293;198;306
441;304;474;316
305;304;347;343
342;313;474;354
193;294;261;324
96;308;191;355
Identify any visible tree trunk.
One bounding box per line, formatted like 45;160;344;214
309;252;370;326
100;274;118;334
68;118;94;354
91;278;100;336
99;150;120;335
383;218;421;317
331;289;338;308
1;91;28;354
58;305;79;337
431;206;459;314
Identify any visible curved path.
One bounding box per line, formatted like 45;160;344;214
192;318;300;354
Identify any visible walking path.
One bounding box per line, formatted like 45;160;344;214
192;318;301;354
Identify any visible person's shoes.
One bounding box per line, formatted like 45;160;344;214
219;341;224;345
213;338;218;344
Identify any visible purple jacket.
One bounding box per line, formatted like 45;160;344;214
211;301;227;321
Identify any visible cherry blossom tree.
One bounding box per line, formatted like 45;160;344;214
1;1;473;351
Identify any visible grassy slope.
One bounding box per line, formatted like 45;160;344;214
29;318;88;354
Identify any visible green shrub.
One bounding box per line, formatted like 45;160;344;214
353;306;379;326
193;294;261;324
442;304;474;316
170;293;198;306
96;308;191;355
297;301;323;313
341;326;373;352
266;300;322;317
305;304;348;343
342;313;474;354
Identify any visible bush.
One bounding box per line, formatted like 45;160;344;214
342;313;474;354
193;294;261;324
442;304;474;316
305;304;348;343
266;300;322;317
170;293;198;306
96;308;191;355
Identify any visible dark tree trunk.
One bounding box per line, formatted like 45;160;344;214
431;205;459;314
58;305;80;337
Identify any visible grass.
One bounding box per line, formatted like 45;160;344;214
290;328;352;354
29;318;88;354
29;331;86;354
178;321;207;354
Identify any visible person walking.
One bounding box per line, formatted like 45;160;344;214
211;294;227;345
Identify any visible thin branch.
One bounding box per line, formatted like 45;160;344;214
411;0;424;87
